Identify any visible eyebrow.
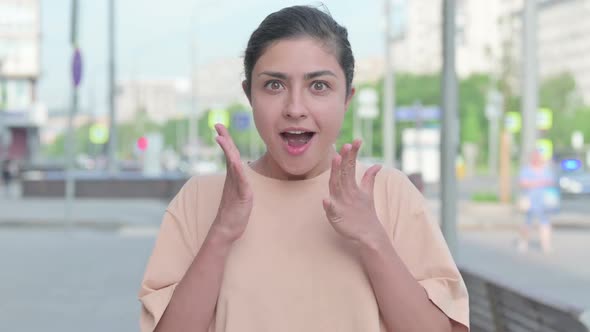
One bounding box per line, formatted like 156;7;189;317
258;70;337;80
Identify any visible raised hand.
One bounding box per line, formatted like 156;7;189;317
211;124;253;243
322;140;384;244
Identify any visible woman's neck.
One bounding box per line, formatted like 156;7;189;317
250;148;337;181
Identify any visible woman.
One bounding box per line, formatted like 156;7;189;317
139;6;469;332
518;150;556;253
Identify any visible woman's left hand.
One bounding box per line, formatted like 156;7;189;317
322;139;385;245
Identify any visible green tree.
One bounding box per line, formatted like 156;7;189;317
540;73;577;113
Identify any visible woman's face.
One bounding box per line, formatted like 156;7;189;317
247;37;354;177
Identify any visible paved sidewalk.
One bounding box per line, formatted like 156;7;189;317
1;195;588;230
428;199;590;229
0;197;167;229
458;228;590;310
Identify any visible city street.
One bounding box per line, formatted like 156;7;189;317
1;0;590;331
0;228;154;332
1;222;589;331
427;176;590;215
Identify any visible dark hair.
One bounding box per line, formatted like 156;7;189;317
243;5;355;98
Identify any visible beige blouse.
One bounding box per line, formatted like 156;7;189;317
138;164;470;331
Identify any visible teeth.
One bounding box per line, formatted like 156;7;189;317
286;131;306;134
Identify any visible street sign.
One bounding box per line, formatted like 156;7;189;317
208;109;230;129
357;88;379;119
89;124;108;144
232;112;251;131
572;131;584;150
72;48;82;87
505;112;522;133
485;89;503;119
536;139;553;161
396;106;441;122
537;108;552;130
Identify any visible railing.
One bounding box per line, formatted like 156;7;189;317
460;267;590;332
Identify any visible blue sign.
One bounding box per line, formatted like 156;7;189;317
561;159;582;172
232;112;251;131
396;106;441;122
72;48;83;87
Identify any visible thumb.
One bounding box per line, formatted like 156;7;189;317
322;198;342;223
360;165;382;195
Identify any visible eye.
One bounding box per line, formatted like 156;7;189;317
311;81;329;92
264;80;285;91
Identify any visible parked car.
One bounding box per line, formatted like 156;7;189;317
559;168;590;195
557;158;590;196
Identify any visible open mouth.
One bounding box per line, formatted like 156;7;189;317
280;131;316;147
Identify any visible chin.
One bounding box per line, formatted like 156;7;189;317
278;157;316;177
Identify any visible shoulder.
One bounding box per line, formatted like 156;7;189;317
167;172;226;214
363;165;426;222
373;166;420;201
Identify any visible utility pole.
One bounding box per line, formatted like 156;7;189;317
382;0;396;168
107;0;118;174
521;0;538;166
65;0;82;224
188;26;199;165
0;60;6;165
441;0;458;255
486;89;503;176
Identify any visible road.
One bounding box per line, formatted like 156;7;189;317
0;228;154;332
1;226;589;332
425;176;590;215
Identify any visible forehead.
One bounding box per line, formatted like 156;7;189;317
253;37;343;77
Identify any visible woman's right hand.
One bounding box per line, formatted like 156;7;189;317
210;124;253;243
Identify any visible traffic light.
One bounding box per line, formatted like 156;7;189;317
137;136;148;151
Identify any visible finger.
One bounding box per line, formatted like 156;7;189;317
231;161;251;198
339;144;355;190
329;154;342;197
216;136;241;180
322;198;342;223
215;123;230;137
343;140;362;190
360;164;383;196
215;124;241;161
215;136;232;162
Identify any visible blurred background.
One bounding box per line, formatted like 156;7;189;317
0;0;589;331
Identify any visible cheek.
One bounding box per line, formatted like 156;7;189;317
251;98;279;141
314;101;346;137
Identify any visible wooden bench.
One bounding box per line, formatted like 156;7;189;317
460;267;590;332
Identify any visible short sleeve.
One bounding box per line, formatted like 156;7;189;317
138;177;199;332
388;171;470;331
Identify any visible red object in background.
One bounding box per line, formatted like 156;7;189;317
0;128;28;161
137;136;148;151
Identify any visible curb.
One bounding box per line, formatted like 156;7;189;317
0;219;147;231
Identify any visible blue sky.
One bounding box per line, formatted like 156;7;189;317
39;0;385;114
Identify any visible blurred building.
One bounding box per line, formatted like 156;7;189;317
116;78;191;124
354;57;386;84
391;0;512;77
116;58;247;125
193;57;245;110
497;0;590;104
0;0;46;163
41;109;103;146
538;0;590;104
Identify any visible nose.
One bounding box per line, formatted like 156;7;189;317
282;90;308;120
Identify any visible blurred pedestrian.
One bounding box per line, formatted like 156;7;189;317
2;159;15;197
138;5;469;332
518;150;556;253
